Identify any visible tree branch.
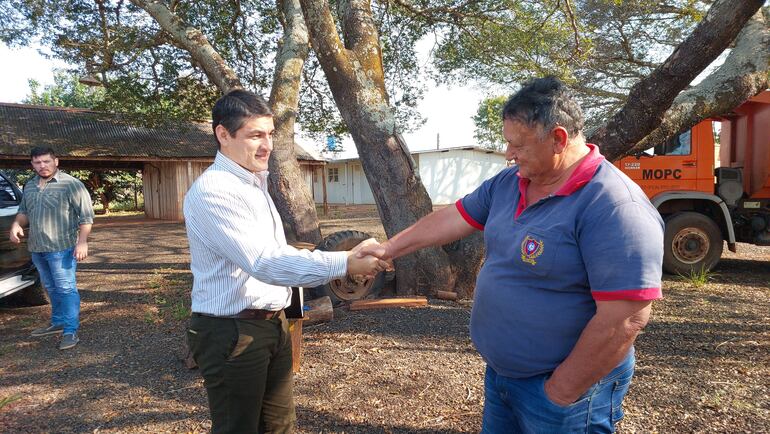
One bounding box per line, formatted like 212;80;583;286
589;0;765;159
128;0;242;92
630;8;770;157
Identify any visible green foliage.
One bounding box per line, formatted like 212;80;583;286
5;0;432;152
25;72;104;108
473;96;508;151
3;169;34;188
70;170;143;213
421;0;707;125
4;1;254;126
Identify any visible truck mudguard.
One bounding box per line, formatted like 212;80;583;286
651;191;736;244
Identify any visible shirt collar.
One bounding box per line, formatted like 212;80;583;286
214;152;269;186
516;143;604;198
553;143;604;196
35;170;61;185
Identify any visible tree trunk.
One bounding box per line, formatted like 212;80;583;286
300;0;482;296
268;0;323;245
590;0;766;160
131;0;322;243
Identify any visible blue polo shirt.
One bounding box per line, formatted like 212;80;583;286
458;144;663;378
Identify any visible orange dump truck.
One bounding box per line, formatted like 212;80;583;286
615;90;770;274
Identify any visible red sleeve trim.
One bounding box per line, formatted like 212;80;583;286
455;200;484;231
591;288;662;301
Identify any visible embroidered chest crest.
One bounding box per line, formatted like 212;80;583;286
520;235;544;265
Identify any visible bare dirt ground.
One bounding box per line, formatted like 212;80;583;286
0;207;768;433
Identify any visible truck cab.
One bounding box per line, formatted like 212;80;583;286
615;90;770;274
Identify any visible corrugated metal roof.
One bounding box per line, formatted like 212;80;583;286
0;103;320;161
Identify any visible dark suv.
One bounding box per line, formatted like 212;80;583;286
0;171;47;305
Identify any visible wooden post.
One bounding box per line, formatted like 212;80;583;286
321;166;328;216
289;319;303;373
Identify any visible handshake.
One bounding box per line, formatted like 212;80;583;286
345;238;393;277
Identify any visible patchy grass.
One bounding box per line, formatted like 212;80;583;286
678;265;714;288
0;394;22;411
144;268;192;324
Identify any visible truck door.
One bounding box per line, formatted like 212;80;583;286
615;124;712;199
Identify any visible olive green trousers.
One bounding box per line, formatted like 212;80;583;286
188;312;295;434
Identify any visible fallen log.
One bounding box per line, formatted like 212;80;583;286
436;290;458;301
349;296;428;311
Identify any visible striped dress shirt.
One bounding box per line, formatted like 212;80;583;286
18;171;94;253
183;152;348;316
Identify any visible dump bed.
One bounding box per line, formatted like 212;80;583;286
718;90;770;199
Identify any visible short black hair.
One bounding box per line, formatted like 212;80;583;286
502;76;584;136
30;146;56;159
212;89;272;147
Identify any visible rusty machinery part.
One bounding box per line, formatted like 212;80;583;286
663;212;723;276
311;230;387;304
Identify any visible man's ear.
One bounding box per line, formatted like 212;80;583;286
552;126;569;154
215;124;231;147
54;157;59;168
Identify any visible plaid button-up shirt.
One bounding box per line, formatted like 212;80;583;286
18;170;94;253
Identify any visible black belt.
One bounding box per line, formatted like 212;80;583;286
194;309;282;320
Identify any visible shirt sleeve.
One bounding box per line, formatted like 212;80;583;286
72;181;95;225
184;187;348;288
578;201;664;301
18;184;28;215
457;171;502;230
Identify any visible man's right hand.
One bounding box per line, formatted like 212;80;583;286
355;242;391;261
9;223;24;244
346;239;392;276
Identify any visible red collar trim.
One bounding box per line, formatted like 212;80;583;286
553;143;604;196
514;144;603;218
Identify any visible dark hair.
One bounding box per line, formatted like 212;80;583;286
30;146;56;159
212;89;273;147
502;76;584;137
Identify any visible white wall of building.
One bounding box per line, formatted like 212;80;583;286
314;148;506;205
418;149;506;204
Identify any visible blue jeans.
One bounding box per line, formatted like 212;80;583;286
482;355;635;434
31;248;80;335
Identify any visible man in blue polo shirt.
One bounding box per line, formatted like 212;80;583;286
358;76;663;433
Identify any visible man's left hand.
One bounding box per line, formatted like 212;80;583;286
544;377;579;407
74;242;89;261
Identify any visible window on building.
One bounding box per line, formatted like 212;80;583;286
328;167;339;182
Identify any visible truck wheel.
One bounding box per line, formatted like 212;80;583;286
311;230;385;304
663;212;723;275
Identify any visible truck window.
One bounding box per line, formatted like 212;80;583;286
0;175;19;207
653;130;691;156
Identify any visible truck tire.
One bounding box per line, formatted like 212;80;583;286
311;230;385;305
663;212;723;275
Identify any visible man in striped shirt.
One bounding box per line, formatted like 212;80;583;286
184;89;388;433
9;147;94;350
